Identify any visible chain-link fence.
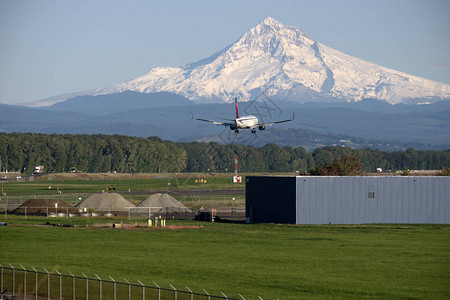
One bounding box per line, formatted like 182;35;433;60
127;207;245;223
0;264;244;300
0;196;246;222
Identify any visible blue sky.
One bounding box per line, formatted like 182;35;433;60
1;0;449;104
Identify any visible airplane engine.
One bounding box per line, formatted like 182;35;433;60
258;125;265;130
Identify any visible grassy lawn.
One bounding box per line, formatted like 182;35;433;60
1;217;449;299
2;175;244;196
0;175;245;211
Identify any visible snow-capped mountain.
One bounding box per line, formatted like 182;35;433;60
28;17;450;106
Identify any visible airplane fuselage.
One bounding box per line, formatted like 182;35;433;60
235;115;258;129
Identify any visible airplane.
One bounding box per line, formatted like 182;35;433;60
193;97;294;133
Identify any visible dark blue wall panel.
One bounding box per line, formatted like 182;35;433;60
246;176;296;223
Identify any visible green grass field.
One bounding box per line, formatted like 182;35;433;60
1;217;449;299
1;174;245;210
1;175;449;299
2;175;244;196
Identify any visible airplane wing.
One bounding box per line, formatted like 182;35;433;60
193;117;234;127
254;113;295;128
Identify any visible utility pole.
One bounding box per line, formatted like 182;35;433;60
233;154;241;183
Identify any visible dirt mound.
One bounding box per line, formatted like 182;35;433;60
76;193;134;212
13;199;79;215
136;193;189;212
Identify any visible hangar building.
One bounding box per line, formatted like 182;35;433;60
245;176;450;224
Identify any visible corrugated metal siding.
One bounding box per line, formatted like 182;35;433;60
295;176;450;224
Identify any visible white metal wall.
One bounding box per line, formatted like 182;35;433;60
295;176;450;224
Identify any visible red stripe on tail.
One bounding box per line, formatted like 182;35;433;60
235;97;239;119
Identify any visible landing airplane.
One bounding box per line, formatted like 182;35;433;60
194;98;294;133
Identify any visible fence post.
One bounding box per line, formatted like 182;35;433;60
9;264;15;297
55;270;62;300
124;278;131;300
186;286;193;300
109;276;116;300
82;273;88;300
239;294;246;300
203;289;210;300
20;264;26;300
69;272;75;300
169;283;177;300
0;264;3;294
31;266;37;300
95;274;102;300
137;280;145;300
153;282;160;300
258;296;263;300
43;267;50;300
220;291;228;300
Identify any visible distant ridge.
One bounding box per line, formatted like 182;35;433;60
47;91;192;116
1;96;449;149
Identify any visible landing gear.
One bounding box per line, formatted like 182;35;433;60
251;128;256;134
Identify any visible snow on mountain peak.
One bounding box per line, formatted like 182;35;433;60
261;16;279;26
256;16;286;34
96;17;450;105
258;16;311;39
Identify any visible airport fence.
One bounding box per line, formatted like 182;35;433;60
0;206;245;223
128;207;245;223
0;196;246;222
0;264;244;300
0;195;245;212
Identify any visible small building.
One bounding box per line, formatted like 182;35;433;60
245;176;450;224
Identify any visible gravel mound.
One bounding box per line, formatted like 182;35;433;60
13;199;79;215
76;193;134;212
136;193;189;212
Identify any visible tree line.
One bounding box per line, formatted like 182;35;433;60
0;133;448;174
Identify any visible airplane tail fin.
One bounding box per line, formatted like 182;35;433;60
235;97;239;119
